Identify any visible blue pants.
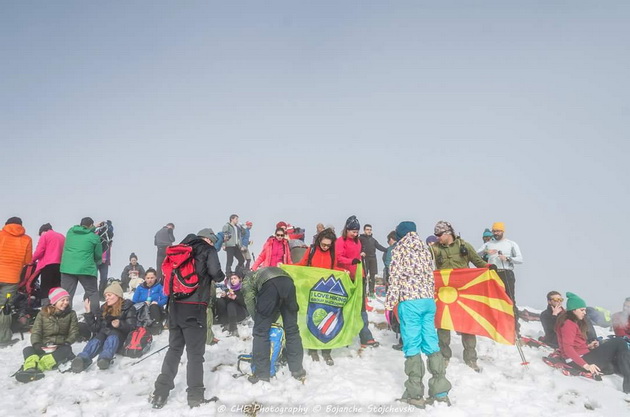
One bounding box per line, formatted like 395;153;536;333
78;334;120;361
399;299;439;357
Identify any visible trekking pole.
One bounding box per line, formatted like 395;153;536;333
131;345;169;366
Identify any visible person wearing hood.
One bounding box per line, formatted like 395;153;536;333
32;223;65;304
60;217;103;316
121;252;146;292
556;292;630;394
386;221;451;408
151;228;225;409
0;217;32;346
430;220;487;372
215;270;248;337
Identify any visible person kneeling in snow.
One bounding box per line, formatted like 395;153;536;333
243;266;306;384
71;281;136;372
132;268;167;335
386;222;451;409
15;288;79;383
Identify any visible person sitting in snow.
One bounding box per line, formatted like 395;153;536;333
540;291;565;348
132;268;167;335
15;287;79;383
215;270;248;337
71;281;137;372
556;292;630;394
120;252;146;292
612;297;630;338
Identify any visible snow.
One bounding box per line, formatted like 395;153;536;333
2;296;629;416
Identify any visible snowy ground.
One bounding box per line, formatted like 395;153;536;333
2;295;629;417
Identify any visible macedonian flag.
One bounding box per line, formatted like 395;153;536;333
434;268;515;345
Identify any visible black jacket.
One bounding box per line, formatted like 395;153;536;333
359;234;387;257
177;234;225;305
540;305;561;348
155;227;175;248
84;299;137;342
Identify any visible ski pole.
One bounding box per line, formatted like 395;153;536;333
131;345;169;366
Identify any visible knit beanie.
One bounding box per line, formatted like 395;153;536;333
566;292;587;311
345;215;360;231
104;282;124;299
483;228;493;238
426;235;438;245
48;287;70;306
395;221;416;240
434;221;453;235
129;252;137;261
276;221;288;229
492;222;505;231
197;228;218;244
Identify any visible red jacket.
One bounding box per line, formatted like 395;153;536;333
0;224;33;284
296;245;341;270
336;236;361;280
611;311;630;337
252;237;291;271
32;229;65;274
557;319;590;367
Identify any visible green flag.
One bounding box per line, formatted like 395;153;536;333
280;264;364;349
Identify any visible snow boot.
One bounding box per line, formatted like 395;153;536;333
322;351;334;366
97;357;112;370
248;374;270;384
399;397;426;409
15;355;44;383
37;354;57;371
426;393;452;407
187;387;218;408
360;339;380;348
309;350;320;362
150;393;168;409
291;368;307;382
427;352;452;399
71;356;91;373
392;342;403;351
465;359;481;373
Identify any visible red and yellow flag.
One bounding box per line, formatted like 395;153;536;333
434;268;515;345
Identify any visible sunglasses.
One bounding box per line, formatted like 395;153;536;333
549;297;564;302
275;234;285;237
434;232;446;237
320;243;331;248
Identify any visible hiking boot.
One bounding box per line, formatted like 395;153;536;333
148;322;163;336
71;356;90;373
248;374;270;384
309;350;320;362
392;342;403;351
15;367;45;384
322;352;334;366
291;369;307;382
97;358;112;370
465;360;481;373
426;395;452;407
188;396;218;408
361;339;380;348
401;397;426;409
150;393;168;409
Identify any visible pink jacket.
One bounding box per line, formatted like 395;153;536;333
336;236;362;280
251;237;291;271
557;319;590;367
32;230;65;274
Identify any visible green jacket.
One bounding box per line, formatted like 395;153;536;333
242;266;291;317
30;308;79;347
60;225;103;276
431;237;487;270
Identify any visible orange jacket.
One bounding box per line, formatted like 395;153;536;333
0;224;33;284
296;245;342;271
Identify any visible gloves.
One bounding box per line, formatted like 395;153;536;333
351;259;361;265
488;264;498;271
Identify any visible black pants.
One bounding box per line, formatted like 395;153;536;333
225;247;244;274
582;338;630;392
39;264;61;302
252;277;303;379
156;246;167;281
98;264;109;299
215;298;248;331
364;256;378;295
497;269;520;332
149;304;165;324
23;344;75;364
154;303;207;398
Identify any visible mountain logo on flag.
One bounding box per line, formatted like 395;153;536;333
307;275;349;343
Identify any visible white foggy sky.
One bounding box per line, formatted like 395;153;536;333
1;1;629;312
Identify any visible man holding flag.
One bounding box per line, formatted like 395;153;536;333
386;221;451;409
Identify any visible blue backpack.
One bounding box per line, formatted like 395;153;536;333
214;232;225;251
237;324;285;377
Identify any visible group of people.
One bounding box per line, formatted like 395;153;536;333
1;213;628;410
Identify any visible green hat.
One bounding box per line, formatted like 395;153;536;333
566;292;587;311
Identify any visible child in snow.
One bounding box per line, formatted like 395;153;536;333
71;281;137;372
120;252;146;292
556;292;630;393
215;270;248;337
15;288;79;383
132;267;167;335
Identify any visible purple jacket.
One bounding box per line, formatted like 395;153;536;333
32;230;65;274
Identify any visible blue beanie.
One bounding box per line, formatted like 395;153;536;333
483;228;493;238
426;235;438;245
396;221;416;240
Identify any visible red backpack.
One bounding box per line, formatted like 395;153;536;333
161;244;199;299
122;326;153;358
